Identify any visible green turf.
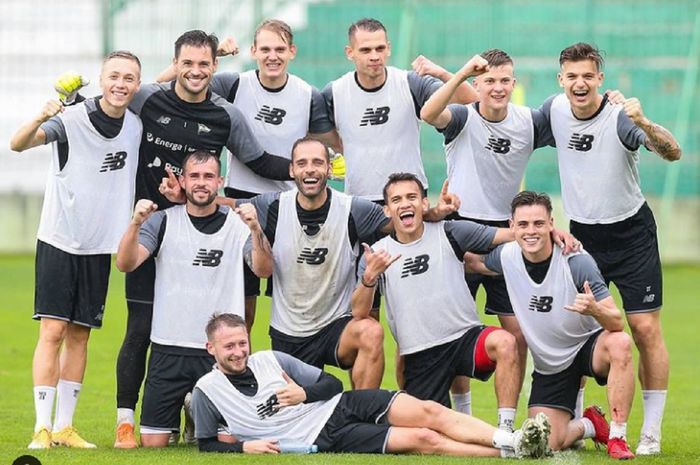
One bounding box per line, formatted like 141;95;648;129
1;255;699;464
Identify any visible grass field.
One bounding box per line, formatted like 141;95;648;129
1;255;699;464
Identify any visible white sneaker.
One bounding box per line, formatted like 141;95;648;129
636;434;661;455
513;413;552;458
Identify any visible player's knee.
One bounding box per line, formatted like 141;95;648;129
66;325;91;346
358;319;384;349
606;332;633;363
419;399;446;419
413;427;442;453
38;319;68;345
491;330;517;362
629;318;662;348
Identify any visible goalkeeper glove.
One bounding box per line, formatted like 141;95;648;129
54;72;90;105
329;148;346;181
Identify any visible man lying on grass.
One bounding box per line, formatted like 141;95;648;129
190;313;552;457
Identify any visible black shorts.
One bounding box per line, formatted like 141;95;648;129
528;330;607;417
34;240;111;329
403;325;496;407
571;203;662;312
225;187;273;298
269;316;352;369
125;255;155;304
140;344;215;431
447;214;514;315
315;389;400;453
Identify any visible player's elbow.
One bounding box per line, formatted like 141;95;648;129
667;146;682;162
420;106;438;125
9;138;27;153
115;255;136;273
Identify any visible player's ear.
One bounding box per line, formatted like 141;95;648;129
383;204;390;218
289;44;297;60
386;40;392;57
288;161;294;178
205;341;215;356
212;57;219;73
557;72;564;88
598;72;604;86
344;45;353;61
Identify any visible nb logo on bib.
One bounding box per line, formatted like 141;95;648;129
99;151;127;172
192;249;224;267
401;254;430;278
255;105;287;125
485;137;511;154
360;107;390;126
528;295;553;312
567;133;594;152
296;247;329;265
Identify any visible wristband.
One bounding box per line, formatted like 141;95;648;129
361;276;377;288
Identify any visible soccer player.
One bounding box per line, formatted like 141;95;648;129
247;136;388;388
190;312;552;458
420;49;555;415
322;17;477;201
157;19;342;334
539;42;682;455
465;191;637;459
115;151;271;448
9;51;143;449
353;172;525;432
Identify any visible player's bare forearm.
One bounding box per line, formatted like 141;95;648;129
451;79;479;105
420;76;461;127
116;224;146;272
591;297;625;332
311;129;343;154
464;252;499;276
155;63;177;83
250;229;273;278
10;119;46;152
351;283;376;319
639;119;682;161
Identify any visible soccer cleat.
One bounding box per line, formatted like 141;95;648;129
54;72;89;105
28;427;52;449
635;434;661;455
329;148;346;181
114;422;138;449
168;431;179;446
182;392;197;445
513;412;552;458
608;437;635;460
52;426;96;448
583;405;610;447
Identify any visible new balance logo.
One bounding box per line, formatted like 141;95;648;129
192;249;224;267
567;133;595;152
360;107;390;126
296;247;328;265
485;137;511;154
401;255;430;278
642;294;656;303
99;151;127;172
528;295;553;312
255;106;287;125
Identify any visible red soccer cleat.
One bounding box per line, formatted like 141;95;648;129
608;437;635;460
583;405;610;447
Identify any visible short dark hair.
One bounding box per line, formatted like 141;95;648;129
382;172;426;203
559;42;604;71
510;191;553;216
103;50;141;71
175;30;219;61
290;136;329;162
205;313;246;341
182;150;221;175
348;18;386;41
254;19;293;46
480;49;513;68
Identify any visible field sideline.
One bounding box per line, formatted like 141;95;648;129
1;255;698;464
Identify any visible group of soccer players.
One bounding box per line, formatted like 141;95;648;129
10;16;681;460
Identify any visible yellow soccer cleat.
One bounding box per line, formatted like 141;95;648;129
28;427;52;449
54;72;90;105
52;426;97;448
329;148;346;181
114;422;138;449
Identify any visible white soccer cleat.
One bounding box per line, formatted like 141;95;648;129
183;391;197;445
636;433;661;455
513;412;552;458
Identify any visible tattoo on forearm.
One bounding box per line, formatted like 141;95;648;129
644;123;681;161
